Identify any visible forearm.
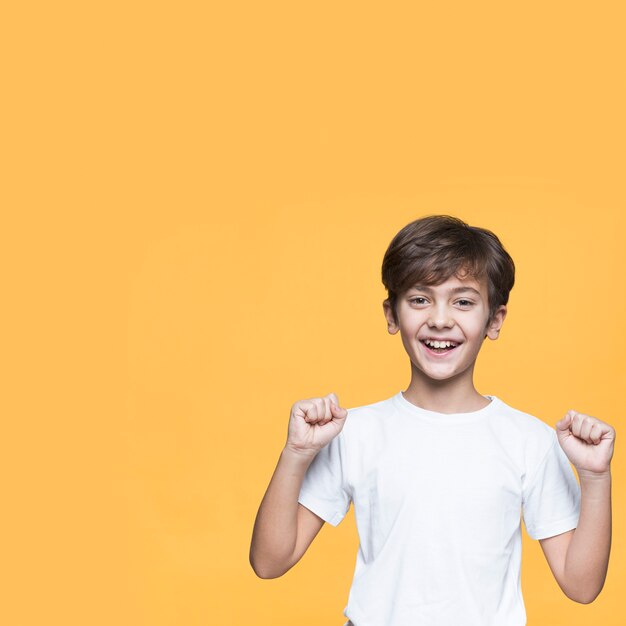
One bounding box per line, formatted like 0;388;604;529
563;470;612;603
249;447;315;578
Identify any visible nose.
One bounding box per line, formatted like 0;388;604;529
428;306;454;329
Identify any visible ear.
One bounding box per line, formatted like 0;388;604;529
485;305;507;340
383;299;399;334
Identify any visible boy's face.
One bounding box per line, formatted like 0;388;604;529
383;274;507;383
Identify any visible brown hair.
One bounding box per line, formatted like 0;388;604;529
381;214;515;326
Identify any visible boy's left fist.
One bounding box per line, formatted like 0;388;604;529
555;410;615;476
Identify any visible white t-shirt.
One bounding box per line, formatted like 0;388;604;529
297;392;581;626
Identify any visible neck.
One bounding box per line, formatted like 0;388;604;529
403;366;490;414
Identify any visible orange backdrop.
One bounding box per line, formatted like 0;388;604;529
2;1;624;625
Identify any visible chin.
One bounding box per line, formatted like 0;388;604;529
428;373;458;382
415;368;458;382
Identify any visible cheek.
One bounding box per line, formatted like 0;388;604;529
466;329;488;348
398;318;419;333
399;330;420;355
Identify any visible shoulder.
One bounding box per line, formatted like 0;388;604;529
340;395;398;437
492;397;555;436
489;397;558;461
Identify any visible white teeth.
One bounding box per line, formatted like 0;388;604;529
424;339;457;348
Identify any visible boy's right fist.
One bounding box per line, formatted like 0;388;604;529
285;392;348;457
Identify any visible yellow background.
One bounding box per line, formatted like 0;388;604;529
1;1;623;625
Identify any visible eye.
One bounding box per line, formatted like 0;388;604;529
457;299;474;307
409;297;428;305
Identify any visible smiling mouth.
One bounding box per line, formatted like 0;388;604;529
419;340;461;354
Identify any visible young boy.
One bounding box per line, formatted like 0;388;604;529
250;214;614;626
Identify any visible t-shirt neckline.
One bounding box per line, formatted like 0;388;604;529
393;391;500;423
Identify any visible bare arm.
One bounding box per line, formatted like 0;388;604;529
541;470;612;603
249;447;325;578
249;394;348;579
542;410;615;603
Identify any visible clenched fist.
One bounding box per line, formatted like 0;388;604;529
555;409;615;477
285;392;348;457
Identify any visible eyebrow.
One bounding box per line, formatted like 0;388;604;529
410;285;483;297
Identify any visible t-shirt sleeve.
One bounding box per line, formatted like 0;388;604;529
522;430;581;540
297;430;352;527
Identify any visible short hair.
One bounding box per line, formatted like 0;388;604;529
381;214;515;326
